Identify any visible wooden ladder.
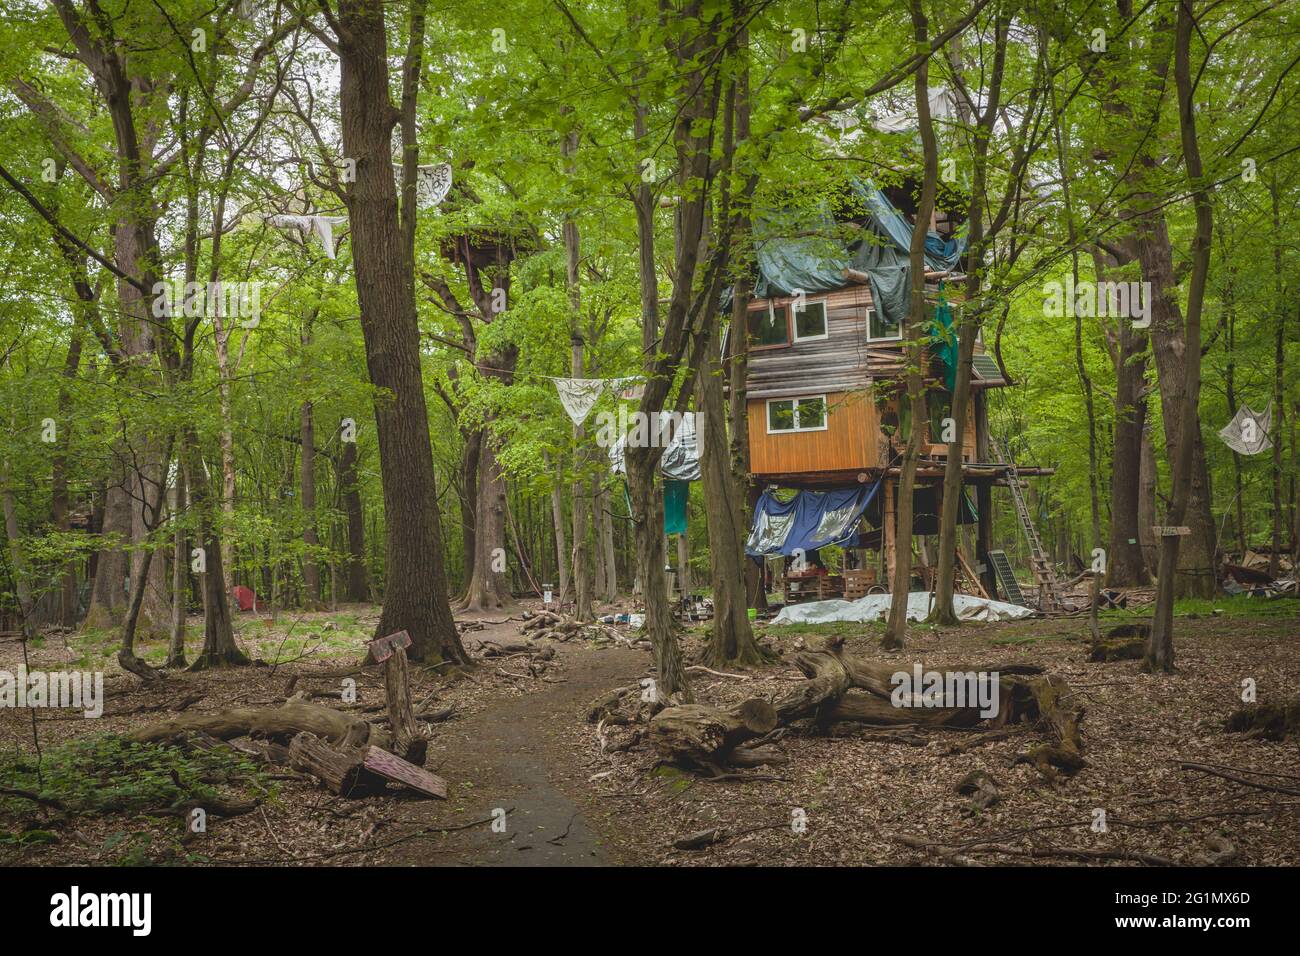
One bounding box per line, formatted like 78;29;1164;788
988;437;1067;612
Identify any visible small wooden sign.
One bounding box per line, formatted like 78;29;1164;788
1152;526;1192;537
367;629;412;663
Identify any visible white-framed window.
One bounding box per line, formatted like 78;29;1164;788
792;300;828;342
747;303;790;349
866;307;902;342
766;395;829;434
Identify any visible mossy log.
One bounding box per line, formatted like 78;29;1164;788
129;700;389;751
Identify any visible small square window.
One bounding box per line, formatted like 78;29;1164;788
868;307;901;342
748;304;789;348
793;301;828;341
798;395;827;429
768;399;795;431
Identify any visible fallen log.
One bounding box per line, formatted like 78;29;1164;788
130;700;389;751
647;637;1082;776
289;733;380;797
649;699;777;765
288;733;448;799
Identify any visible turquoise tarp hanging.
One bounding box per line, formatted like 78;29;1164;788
928;289;958;391
664;479;689;535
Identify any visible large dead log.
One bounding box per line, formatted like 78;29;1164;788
647;637;1082;776
130;700;389;751
648;698;777;766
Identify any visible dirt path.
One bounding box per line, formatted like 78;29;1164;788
383;634;647;867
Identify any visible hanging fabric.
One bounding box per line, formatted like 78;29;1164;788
551;378;608;426
608;411;700;481
664;479;689;535
550;376;646;427
265;214;348;259
1218;403;1273;456
390;162;453;209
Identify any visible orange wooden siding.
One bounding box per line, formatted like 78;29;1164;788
749;390;977;479
748;391;880;476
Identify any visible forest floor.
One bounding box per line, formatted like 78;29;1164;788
1;595;1297;866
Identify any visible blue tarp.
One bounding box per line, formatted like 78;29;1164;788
745;479;883;558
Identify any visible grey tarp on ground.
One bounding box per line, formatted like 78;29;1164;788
608;411;700;481
771;592;1034;625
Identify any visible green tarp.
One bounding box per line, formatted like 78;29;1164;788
744;180;967;338
664;479;689;536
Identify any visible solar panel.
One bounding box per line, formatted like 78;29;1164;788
972;354;1005;381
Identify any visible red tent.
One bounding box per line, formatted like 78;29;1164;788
231;585;257;612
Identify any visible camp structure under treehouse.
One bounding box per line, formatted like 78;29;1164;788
730;181;1066;614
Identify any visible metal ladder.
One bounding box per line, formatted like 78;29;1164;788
988;437;1066;612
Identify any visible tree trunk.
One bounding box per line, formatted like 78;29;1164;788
338;439;369;602
884;0;938;650
461;435;513;611
1147;0;1212;671
698;321;763;666
597;482;618;601
336;0;466;664
167;465;188;668
301;398;321;608
545;453;570;601
184;431;247;670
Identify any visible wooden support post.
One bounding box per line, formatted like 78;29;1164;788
883;479;897;589
368;630;427;766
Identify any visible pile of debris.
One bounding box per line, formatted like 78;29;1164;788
1222;550;1297;598
130;631;446;800
518;610;649;649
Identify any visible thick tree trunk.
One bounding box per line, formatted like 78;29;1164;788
461;433;513;611
698;326;763;666
336;0;466;664
184;431;247;670
1147;1;1212;671
1107;323;1152;586
338;439;369;602
301;398;321;608
884;0;938;650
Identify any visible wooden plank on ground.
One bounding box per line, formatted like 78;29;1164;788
361;746;448;799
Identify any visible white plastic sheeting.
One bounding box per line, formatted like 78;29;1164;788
265;214;348;259
770;591;1034;626
1218;403;1273;456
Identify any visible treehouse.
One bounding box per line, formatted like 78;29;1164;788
734;181;1061;610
